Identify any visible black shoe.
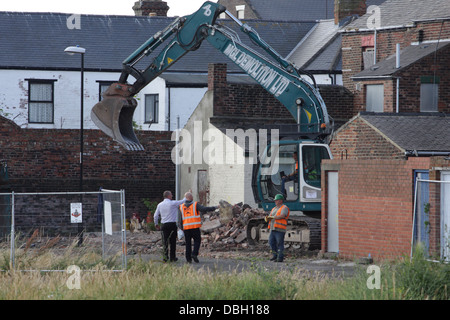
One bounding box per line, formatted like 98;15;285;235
186;259;192;263
170;257;178;262
276;258;284;263
192;255;199;263
270;255;278;261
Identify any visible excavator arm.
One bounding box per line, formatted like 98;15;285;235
91;1;331;150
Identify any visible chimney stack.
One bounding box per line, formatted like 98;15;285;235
133;0;169;17
334;0;367;24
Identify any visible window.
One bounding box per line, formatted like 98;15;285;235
236;5;245;19
98;81;114;101
361;34;375;69
27;80;56;123
366;84;384;112
302;145;330;188
145;94;159;123
420;76;439;112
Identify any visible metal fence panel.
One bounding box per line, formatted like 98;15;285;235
0;190;126;272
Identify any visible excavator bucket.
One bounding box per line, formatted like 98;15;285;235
91;84;144;151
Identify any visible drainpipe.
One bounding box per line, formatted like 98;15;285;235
374;29;377;65
175;115;180;199
396;43;400;113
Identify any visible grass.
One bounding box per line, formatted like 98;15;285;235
0;245;448;300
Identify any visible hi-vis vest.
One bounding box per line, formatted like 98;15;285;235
180;202;202;230
268;205;290;231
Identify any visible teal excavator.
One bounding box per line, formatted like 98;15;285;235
92;2;333;250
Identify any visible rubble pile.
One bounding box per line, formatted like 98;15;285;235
125;200;268;256
199;200;266;249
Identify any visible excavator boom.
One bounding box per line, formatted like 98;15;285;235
91;1;331;150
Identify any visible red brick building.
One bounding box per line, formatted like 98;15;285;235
322;113;450;261
341;0;450;114
320;0;450;261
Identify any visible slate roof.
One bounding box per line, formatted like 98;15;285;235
243;0;386;22
344;0;450;32
352;41;450;79
0;11;314;74
359;112;450;153
247;0;335;21
287;19;342;72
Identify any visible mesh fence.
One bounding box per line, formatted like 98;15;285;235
0;189;126;272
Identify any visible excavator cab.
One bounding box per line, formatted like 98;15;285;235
252;140;332;215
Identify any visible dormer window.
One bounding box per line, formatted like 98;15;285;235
236;5;245;19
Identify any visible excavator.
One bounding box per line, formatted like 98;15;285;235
91;1;333;250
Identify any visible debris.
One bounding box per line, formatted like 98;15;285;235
200;219;222;233
218;200;233;224
200;200;266;249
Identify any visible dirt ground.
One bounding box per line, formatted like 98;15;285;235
126;231;358;278
3;230;358;278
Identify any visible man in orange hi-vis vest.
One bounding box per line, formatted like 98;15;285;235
265;194;290;262
177;192;218;263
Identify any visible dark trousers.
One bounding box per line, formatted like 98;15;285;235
269;230;286;261
183;228;201;262
161;222;177;261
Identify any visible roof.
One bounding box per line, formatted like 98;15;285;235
352;41;450;79
359;112;450;152
344;0;450;32
287;19;342;72
0;11;314;74
247;0;334;21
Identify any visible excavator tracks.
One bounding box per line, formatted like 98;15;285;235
246;216;321;251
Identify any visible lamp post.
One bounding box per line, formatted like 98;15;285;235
64;45;86;246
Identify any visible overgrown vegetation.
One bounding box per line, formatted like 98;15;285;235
0;245;448;300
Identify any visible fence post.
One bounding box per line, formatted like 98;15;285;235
121;189;127;270
10;191;14;269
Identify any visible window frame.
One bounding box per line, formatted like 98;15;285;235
144;93;159;124
365;84;384;113
26;79;57;124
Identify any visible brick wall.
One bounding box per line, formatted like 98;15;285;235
321;157;430;260
208;63;355;127
329;116;405;160
397;43;450;113
0;115;175;224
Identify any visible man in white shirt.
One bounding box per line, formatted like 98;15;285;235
154;190;185;262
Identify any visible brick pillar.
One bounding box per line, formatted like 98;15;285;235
133;0;169;17
208;63;227;116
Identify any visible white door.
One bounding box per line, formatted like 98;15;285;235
327;172;339;253
441;172;450;262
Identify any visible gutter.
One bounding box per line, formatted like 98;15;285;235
405;150;450;157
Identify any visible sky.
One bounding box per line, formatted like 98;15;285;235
0;0;216;17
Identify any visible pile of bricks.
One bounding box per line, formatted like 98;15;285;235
200;200;266;248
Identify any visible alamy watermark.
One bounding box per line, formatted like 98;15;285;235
66;265;81;290
366;265;381;290
67;14;81;30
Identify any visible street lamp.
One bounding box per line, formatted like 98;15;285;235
65;45;86;246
